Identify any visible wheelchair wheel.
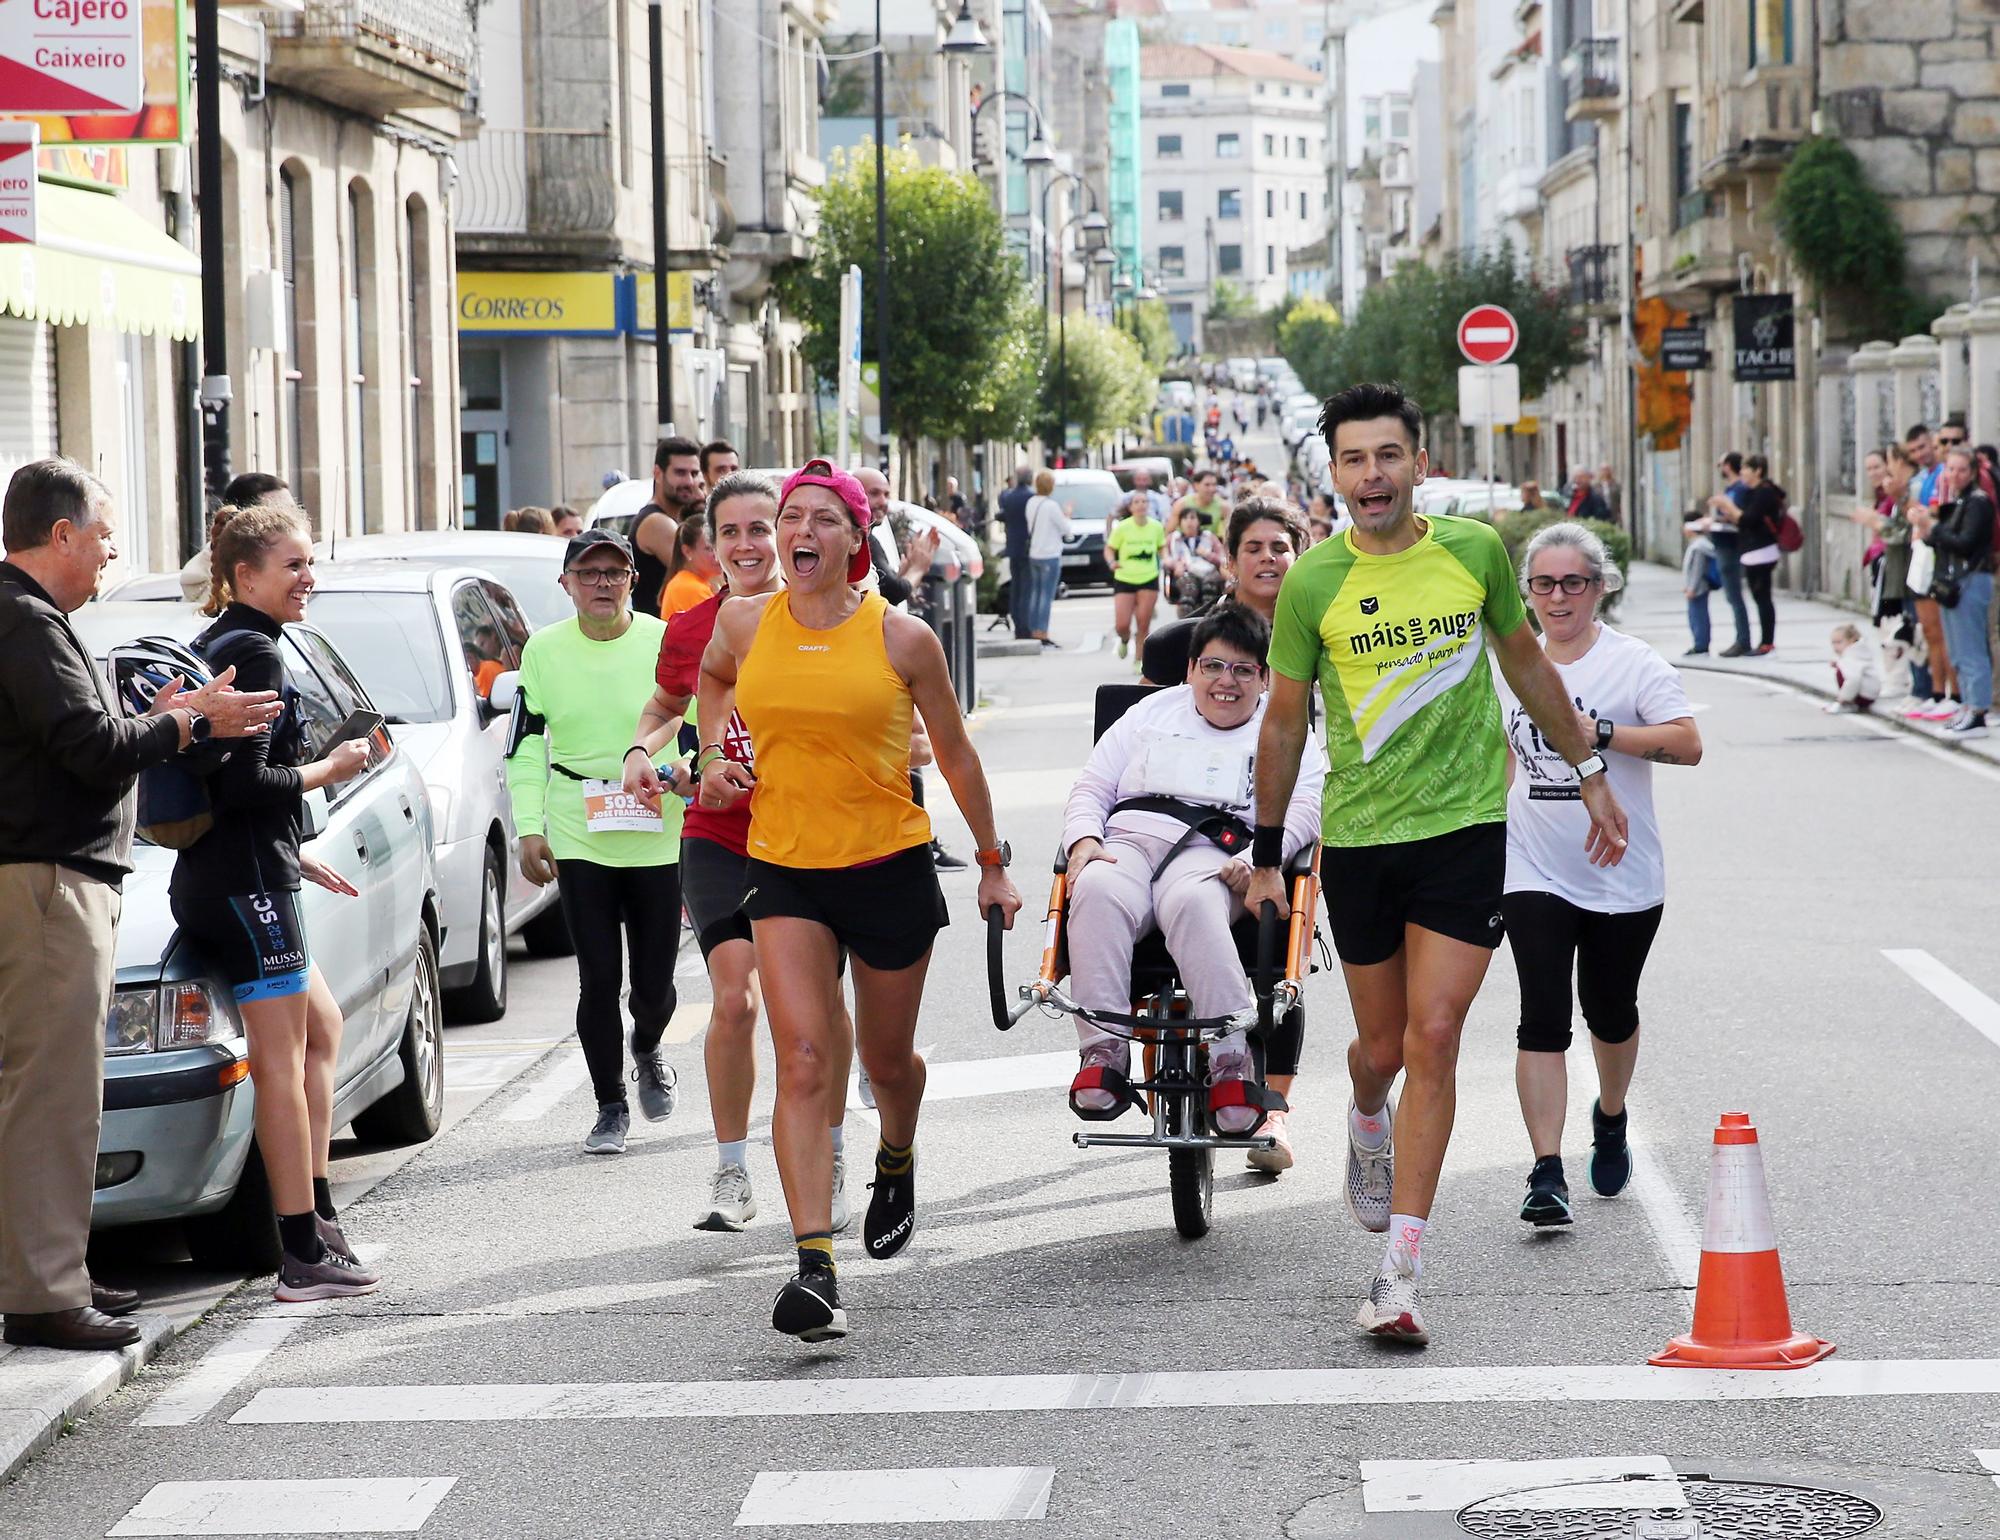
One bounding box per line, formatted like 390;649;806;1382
1169;1146;1213;1239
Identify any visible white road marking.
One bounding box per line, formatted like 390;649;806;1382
923;1050;1076;1103
976;700;1096;723
229;1357;2000;1426
1974;1449;2000;1491
1072;631;1103;654
734;1466;1055;1526
1359;1456;1684;1513
1836;704;2000;784
1883;949;2000;1052
498;1052;590;1122
977;767;1088;812
660;999;712;1045
676;948;706;978
137;1318;306;1428
108;1478;457;1536
1625;1130;1701;1298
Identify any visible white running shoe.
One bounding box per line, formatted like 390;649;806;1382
1354;1259;1428;1344
856;1064;876;1109
1344;1097;1395;1233
692;1163;757;1231
1247;1107;1294;1173
830;1151;851;1234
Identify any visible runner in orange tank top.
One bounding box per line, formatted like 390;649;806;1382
698;459;1022;1344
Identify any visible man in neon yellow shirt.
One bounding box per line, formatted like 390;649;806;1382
1248;383;1629;1346
507;529;690;1155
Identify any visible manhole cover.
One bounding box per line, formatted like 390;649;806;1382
1456;1477;1882;1538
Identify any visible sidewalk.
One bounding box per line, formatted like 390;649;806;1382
1616;559;2000;767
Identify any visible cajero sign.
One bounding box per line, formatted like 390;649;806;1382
1731;293;1795;383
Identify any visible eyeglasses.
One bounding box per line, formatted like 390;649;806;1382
567;568;632;588
1527;574;1601;596
1195;658;1262;681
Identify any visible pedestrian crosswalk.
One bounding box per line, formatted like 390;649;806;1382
108;1479;457;1536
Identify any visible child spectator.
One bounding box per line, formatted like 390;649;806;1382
1826;623;1881;714
1681;522;1717;656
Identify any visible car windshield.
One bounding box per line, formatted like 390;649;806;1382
1054;482;1124;525
302;593;453;724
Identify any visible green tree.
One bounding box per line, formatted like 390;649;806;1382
1117;298;1178;369
1277;296;1342;397
963;289;1045;447
1325;245;1585;418
1206;279;1257;320
1039;316;1156;451
780;144;1034;453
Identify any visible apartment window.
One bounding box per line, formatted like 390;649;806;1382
1749;0;1793;66
1159;245;1186;277
1672;100;1694;201
1300;189;1310;218
1390;106;1410;140
1218;243;1242;275
1157;133;1182;157
1263;133;1276;156
345;182;374;532
404;196;427;524
1158;188;1183;221
1161;82;1190;98
1217;188;1241;219
1218;24;1241;44
1217;132;1241;157
1266;245;1276;276
278;164;308;488
1296;136;1307;156
1265;188;1275;217
1267;20;1286;41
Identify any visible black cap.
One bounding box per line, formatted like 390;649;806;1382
563;528;634;569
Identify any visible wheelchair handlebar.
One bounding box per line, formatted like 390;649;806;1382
1255;900;1283;1037
985;905;1034;1030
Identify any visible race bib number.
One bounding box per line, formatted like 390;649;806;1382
1132;731;1255;806
581;779;664;834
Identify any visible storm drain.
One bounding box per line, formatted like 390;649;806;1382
1455;1476;1883;1538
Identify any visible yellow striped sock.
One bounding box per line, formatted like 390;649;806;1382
875;1139;914;1177
795;1232;835;1273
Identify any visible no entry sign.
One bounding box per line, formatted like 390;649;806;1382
0;0;145;115
1457;304;1519;367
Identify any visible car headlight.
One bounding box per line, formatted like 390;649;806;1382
104;984;240;1054
105;990;155;1054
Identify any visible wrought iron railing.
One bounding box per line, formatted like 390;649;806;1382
457;128;617;237
1567;243;1615;307
1562;38;1619;112
276;0;475;86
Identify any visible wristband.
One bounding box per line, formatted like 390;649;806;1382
624;744;651;762
1251;826;1285;869
693;745;725;774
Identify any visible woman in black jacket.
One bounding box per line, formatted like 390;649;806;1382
1916;448;1996;740
1729;455;1786;653
173;501;375;1300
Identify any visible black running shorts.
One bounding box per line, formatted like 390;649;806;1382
1501;890;1664;1052
743;843;948;972
680;836;755;960
1320;822;1507;967
170;889;311;1002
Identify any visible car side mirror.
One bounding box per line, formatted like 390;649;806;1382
301;786;330;841
486;670;521;717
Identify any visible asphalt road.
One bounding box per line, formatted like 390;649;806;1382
9;554;2000;1537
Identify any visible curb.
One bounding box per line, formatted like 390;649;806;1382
977;638;1043;659
1674;655;1995;759
0;1304;213;1484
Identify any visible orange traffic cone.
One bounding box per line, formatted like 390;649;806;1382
1649;1111;1834;1370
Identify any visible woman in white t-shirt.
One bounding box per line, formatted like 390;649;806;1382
1023;469;1073;648
1495;523;1703;1230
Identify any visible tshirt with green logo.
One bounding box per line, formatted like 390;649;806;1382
1269;514;1526;847
1107;517;1166;585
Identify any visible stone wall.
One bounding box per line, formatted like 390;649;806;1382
1820;0;2000;299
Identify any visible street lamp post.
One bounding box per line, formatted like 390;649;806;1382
874;0;890;476
195;0;230;503
649;0;672;437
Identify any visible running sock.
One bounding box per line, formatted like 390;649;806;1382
875;1138;914;1177
312;1177;337;1221
1350;1099;1390;1150
278;1211;324;1263
1384;1214;1426;1280
795;1232;835;1276
828;1124;845;1155
717;1138;749;1170
1531;1154;1566;1183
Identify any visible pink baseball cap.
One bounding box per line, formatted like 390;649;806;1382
779;459;875;583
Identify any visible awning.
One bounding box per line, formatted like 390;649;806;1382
0;182;201;340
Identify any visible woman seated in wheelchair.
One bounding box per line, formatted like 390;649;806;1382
1060;606;1324;1132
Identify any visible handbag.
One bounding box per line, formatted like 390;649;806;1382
1908;539;1936;597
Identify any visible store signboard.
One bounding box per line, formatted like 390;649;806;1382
0;122;36;243
0;0;145;113
628;270;696;336
456;271;620;335
1731;294;1795;382
3;0;186;146
1661;325;1710;372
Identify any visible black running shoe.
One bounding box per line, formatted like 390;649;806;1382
772;1265;847;1342
863;1157;918;1260
1590;1100;1632;1196
1520;1155;1573;1227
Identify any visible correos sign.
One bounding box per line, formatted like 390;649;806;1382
455;272;618;335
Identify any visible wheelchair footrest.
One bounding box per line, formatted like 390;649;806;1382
1069;1063;1144;1122
1073;1131;1277;1152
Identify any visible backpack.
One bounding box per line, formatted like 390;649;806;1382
1774;494;1804;554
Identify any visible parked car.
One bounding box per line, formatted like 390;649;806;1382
1108;457;1176;496
586;478;653;539
298;562;571;1018
1048;468;1127;588
70;603;445;1272
1161;380;1196;411
309;531;573;630
1225;357;1260;392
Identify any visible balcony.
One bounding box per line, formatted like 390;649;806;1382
269;0;472;114
457;129;618;240
1649;202;1737;302
1561;38;1620;120
1567;243;1616;311
1698;67;1810;190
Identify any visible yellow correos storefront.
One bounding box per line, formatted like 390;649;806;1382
455;272;620;336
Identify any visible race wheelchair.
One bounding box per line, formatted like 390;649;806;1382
985;684;1323;1239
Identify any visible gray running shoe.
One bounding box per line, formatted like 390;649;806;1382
582;1101;630;1155
1344;1097;1395;1234
315;1213;360;1267
274;1246;379;1303
830;1151;850;1234
693;1163;757;1232
1354;1260;1427;1344
632;1046;677;1123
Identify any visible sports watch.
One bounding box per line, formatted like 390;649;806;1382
187;710;212;745
975;841;1013;869
1574;753;1608;782
1594;716;1615;751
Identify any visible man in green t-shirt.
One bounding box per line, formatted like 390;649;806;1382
1174;469;1230;530
1247;382;1629;1347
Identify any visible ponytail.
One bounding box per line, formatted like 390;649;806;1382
203;500;310;616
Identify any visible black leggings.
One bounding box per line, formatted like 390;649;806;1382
1501;890;1663;1053
556;859;681;1106
1744;562;1776;648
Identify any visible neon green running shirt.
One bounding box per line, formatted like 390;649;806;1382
1268;514;1527;847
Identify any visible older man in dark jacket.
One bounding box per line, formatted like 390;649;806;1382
0;458;279;1350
